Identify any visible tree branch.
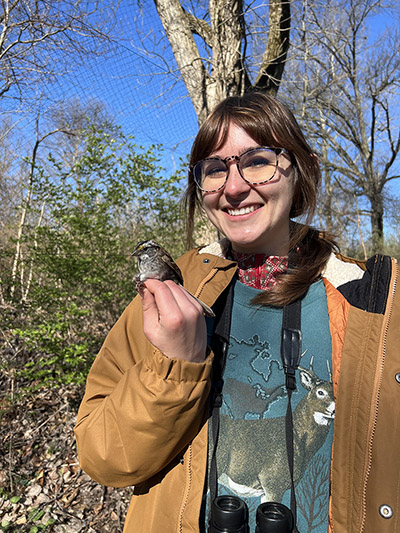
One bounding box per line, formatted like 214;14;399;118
254;0;291;94
153;0;209;122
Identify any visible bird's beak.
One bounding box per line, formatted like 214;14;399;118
131;245;143;257
132;240;148;256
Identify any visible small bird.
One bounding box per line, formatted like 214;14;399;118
132;240;215;318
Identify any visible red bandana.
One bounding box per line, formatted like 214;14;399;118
230;250;288;290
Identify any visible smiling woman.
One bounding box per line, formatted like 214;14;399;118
75;92;400;533
185;93;331;307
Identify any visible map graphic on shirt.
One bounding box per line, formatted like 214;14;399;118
214;279;334;532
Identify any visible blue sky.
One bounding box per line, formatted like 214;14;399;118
3;0;399;209
66;1;397;181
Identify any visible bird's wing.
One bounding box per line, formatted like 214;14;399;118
161;251;184;285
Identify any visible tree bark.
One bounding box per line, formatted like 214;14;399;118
253;0;291;95
153;0;210;122
369;191;384;253
153;0;291;124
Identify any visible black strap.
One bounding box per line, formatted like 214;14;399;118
281;298;302;533
209;282;234;506
281;300;302;391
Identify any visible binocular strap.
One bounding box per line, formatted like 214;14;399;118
281;297;302;533
209;281;234;507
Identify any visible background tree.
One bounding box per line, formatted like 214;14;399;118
151;0;291;123
0;0;116;101
0;116;19;228
1;113;187;386
0;0;121;265
285;0;400;253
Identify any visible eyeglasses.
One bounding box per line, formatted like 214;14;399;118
191;147;289;193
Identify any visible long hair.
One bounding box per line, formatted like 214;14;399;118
184;92;337;306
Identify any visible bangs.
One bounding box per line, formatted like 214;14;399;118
190;106;279;165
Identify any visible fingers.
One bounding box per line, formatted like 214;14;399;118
139;279;207;362
143;279;204;318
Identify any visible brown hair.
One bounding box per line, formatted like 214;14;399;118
184;92;337;306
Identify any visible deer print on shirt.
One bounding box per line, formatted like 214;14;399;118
217;358;335;503
224;334;287;419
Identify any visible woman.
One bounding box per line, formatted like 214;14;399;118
74;93;400;532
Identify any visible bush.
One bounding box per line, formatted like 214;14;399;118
1;126;187;391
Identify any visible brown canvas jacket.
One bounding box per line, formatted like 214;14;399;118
74;242;400;532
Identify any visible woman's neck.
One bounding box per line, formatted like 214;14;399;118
229;249;288;291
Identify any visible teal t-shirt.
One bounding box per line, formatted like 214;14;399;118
207;279;334;532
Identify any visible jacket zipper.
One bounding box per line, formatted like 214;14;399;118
194;267;220;300
178;444;193;533
359;258;398;530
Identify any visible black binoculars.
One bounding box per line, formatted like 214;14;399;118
209;495;294;533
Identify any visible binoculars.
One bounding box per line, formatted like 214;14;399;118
209;495;294;533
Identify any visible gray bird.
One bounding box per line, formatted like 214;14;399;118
132;240;215;318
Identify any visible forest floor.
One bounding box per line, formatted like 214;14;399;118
0;382;131;532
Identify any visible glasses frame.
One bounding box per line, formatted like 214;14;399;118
191;147;289;193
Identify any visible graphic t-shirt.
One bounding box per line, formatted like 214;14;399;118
206;279;334;532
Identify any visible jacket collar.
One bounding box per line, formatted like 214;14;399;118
198;239;365;289
198;238;230;258
323;253;364;288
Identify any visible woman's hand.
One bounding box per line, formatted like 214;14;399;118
140;279;208;363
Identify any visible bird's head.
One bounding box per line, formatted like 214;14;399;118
131;240;159;258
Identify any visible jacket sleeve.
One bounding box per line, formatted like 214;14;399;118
74;296;213;488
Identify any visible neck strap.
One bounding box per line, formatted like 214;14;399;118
281;299;302;533
209;282;234;505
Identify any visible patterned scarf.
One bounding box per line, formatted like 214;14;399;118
230;250;288;290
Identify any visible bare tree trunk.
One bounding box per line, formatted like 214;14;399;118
209;0;247;103
22;200;46;302
10;151;36;299
253;0;291;95
10;121;70;299
153;0;211;122
369;192;384;253
153;0;291;124
319;112;334;233
354;196;368;260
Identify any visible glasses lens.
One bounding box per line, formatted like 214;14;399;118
193;158;228;191
240;149;278;184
